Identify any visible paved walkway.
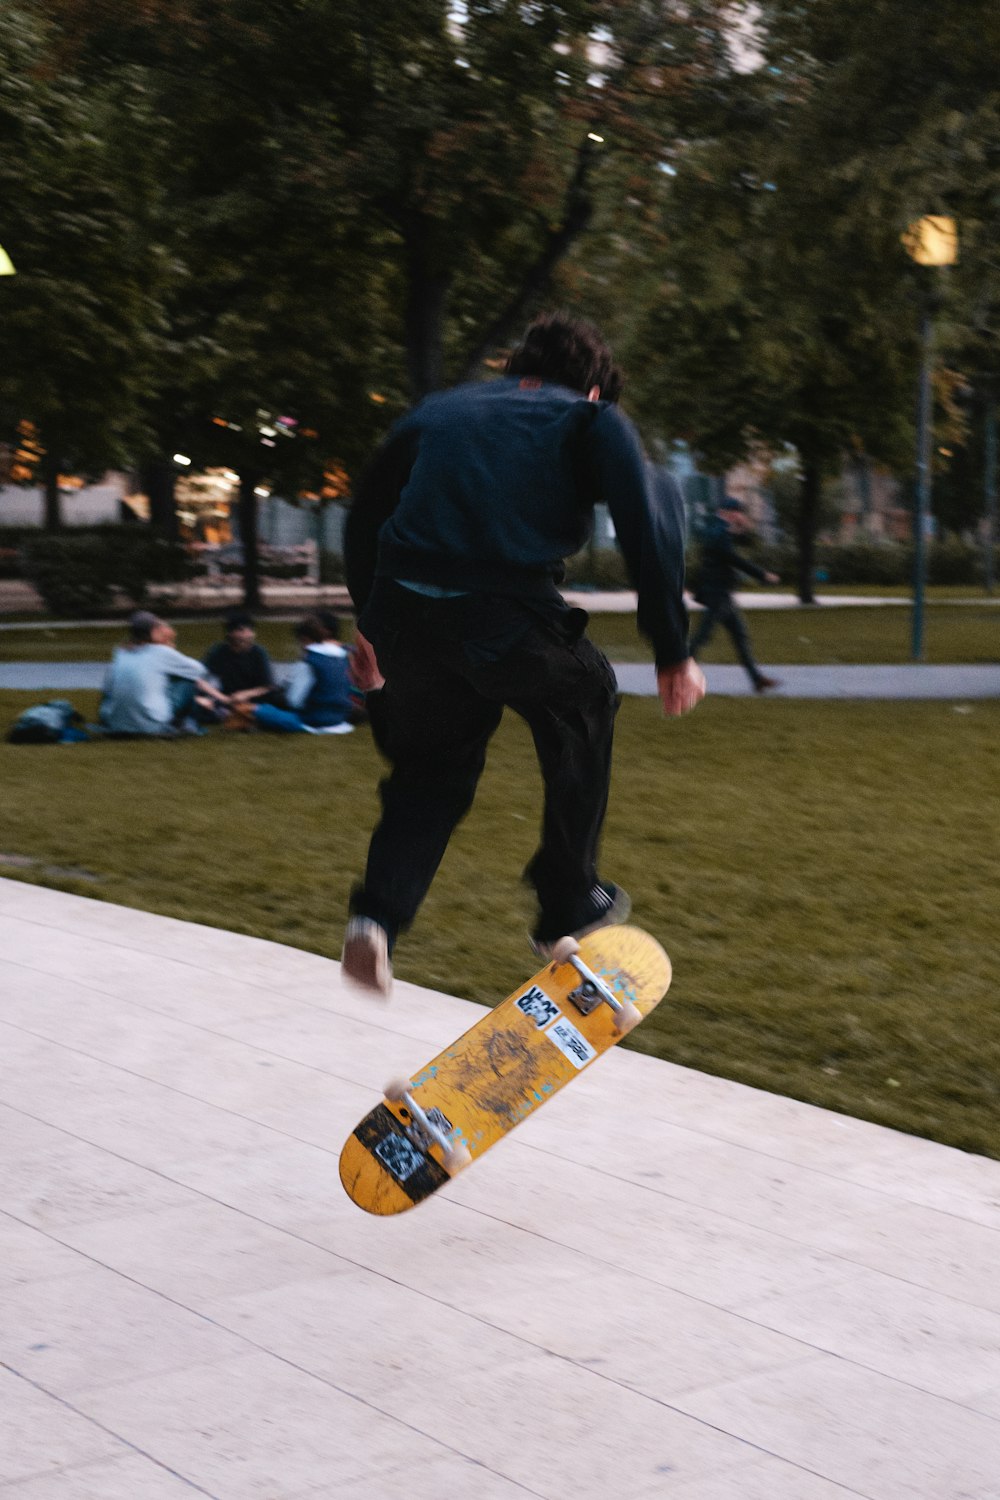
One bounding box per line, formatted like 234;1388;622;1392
2;879;999;1498
3;659;999;699
563;589;1000;612
614;662;1000;699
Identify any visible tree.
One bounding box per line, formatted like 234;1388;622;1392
749;0;1000;583
33;0;398;592
318;0;741;397
28;0;741;600
618;4;956;599
0;7;163;527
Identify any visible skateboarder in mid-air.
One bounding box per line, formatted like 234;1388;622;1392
341;313;706;996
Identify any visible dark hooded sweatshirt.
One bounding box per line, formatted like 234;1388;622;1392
345;375;690;668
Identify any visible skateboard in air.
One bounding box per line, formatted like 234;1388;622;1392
339;924;671;1215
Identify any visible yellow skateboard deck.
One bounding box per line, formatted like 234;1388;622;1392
339;924;671;1215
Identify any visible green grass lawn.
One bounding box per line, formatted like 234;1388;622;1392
2;687;998;1160
2;600;998;664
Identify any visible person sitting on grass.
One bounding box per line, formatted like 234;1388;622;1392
203;610;280;709
201;610;284;728
99;611;230;737
252;615;355;734
316;608;367;724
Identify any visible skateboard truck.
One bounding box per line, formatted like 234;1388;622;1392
550;937;642;1035
384;1078;473;1176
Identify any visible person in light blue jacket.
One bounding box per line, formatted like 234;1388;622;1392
99;612;229;736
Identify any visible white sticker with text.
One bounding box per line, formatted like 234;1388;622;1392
545;1017;597;1069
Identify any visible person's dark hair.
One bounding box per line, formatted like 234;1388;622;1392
225;610;254;633
128;609;158;644
316;609;342;641
506;312;623;402
293;614;326;644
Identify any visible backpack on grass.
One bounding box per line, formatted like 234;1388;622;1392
6;699;88;744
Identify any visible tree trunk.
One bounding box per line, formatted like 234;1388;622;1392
849;449;873;529
403;134;598;395
983;395;997;594
459;135;597;382
41;452;62;532
141;458;179;541
796;461;821;604
403;226;451;401
237;473;262;610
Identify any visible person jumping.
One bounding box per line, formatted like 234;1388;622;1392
341;312;705;995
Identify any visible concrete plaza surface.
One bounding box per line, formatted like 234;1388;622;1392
2;880;1000;1499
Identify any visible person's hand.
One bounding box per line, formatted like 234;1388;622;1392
350;630;385;692
656;657;707;718
764;571;780;585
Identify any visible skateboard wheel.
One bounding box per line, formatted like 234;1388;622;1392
442;1142;472;1175
614;1001;642;1035
383;1077;413;1103
550;936;580;966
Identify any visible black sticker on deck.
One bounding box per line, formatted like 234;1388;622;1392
374;1131;425;1181
515;985;561;1028
354;1104;449;1203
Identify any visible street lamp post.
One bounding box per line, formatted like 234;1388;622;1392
901;215;958;661
911;304;935;660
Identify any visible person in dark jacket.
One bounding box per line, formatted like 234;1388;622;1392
690;499;781;693
203;612;278;704
201;611;283;726
341;312;705;996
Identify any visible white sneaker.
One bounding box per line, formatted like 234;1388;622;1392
342;917;392;997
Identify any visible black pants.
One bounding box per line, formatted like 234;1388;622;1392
350;585;619;946
690;594;765;686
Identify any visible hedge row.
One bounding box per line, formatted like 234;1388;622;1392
755;537;1000;587
10;529;1000;614
19;529;193;616
0;526;34;579
565;538;1000;591
15;530;326;613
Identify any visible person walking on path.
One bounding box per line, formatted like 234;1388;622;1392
690;498;782;693
340;312;705;996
